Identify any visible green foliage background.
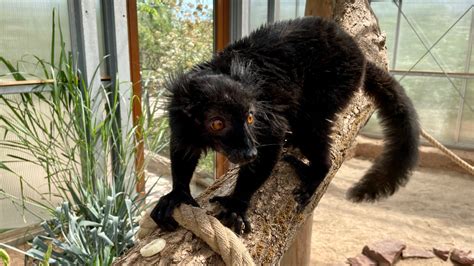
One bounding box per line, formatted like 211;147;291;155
137;0;215;175
138;0;213;91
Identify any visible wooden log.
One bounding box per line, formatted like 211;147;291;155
114;0;389;265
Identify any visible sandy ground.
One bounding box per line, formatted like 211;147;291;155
311;158;474;265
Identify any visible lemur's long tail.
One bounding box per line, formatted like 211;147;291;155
347;61;420;202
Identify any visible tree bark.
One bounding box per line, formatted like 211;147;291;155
114;0;389;265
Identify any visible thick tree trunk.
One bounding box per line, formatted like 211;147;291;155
114;0;388;265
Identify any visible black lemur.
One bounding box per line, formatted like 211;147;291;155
151;17;420;234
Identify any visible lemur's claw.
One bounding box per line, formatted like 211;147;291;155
210;196;251;234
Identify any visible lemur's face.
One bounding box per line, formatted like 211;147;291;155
169;72;260;164
203;103;258;164
195;75;258;164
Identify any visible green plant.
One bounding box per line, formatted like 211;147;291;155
0;11;161;265
138;0;213;84
0;248;10;266
40;243;52;266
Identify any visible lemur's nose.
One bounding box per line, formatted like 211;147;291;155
244;148;258;161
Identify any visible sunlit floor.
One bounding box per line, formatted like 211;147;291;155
311;158;473;265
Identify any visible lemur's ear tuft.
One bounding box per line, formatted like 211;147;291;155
230;58;255;85
165;71;193;96
166;72;200;118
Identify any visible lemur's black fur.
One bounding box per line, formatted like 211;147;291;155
151;17;420;234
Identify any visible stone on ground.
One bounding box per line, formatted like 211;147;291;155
362;239;406;265
432;246;451;261
450;248;474;265
347;254;377;266
401;246;435;259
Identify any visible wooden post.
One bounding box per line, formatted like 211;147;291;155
279;213;314;265
215;0;231;178
126;0;145;193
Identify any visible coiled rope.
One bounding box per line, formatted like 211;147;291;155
138;205;255;266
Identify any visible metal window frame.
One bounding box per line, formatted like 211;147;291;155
391;0;402;70
267;0;280;23
101;0;134;181
231;0;250;41
0;81;53;95
69;0;108;175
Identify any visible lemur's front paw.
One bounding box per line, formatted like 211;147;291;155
151;189;199;231
210;196;251;235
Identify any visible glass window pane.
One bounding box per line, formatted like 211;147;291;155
363;75;464;145
362;111;382;135
0;0;71;81
396;1;471;72
369;1;473;148
279;0;306;20
249;0;268;31
402;75;463;144
459;80;474;144
0;93;63;228
371;1;398;64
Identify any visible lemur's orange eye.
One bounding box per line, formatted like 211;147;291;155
247;114;254;124
210;119;225;131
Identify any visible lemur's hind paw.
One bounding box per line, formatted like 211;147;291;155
210;196;251;234
283;154;326;211
151;189;199;231
283;155;314;210
292;187;314;212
